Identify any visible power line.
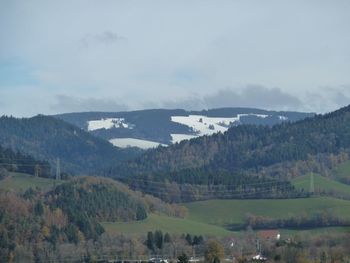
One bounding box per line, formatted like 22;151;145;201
114;175;291;188
126;182;296;199
0;163;51;167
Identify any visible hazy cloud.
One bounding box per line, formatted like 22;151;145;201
158;86;303;111
80;31;126;48
1;1;350;116
303;86;350;113
51;95;129;113
159;97;206;111
204;86;303;110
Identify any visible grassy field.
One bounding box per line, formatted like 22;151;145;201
292;173;350;197
102;197;350;237
334;160;350;180
0;172;62;192
281;226;350;236
184;197;350;227
102;213;233;236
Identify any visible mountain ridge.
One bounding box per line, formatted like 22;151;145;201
55;107;314;148
0;115;141;175
106;105;350;202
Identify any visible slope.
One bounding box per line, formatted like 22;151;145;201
0;115;141;175
292;173;350;198
102;213;232;236
112;105;350;178
56;108;313;147
185;197;350;227
0;172;63;192
0;144;51;178
333;160;350;184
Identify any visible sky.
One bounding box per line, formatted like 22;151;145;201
0;0;350;117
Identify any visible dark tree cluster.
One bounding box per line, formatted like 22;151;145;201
0;115;139;175
0;145;51;179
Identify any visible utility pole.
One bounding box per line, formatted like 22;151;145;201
56;158;61;180
309;173;315;194
34;164;39;177
256;238;261;254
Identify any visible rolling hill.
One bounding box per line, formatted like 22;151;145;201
102;213;232;236
106;105;350;202
0;144;51;178
56;108;313;148
0;172;63;192
333;160;350;185
102;197;350;236
292;173;350;198
112;105;350;178
184;197;350;228
0;115;142;175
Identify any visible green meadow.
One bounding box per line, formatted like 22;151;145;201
292;173;350;197
0;172;62;192
102;213;232;236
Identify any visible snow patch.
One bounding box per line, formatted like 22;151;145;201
88;118;133;131
278;115;288;121
171;114;269;136
109;138;167;149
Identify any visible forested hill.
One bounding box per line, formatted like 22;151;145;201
0;176;186;260
0;145;50;179
111;105;350;183
56;107;313;147
0;115;141;175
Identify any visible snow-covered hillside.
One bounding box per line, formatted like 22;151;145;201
86;113;290;148
109;138;167;149
88;118;133;131
56;108;313;150
170;113;270;138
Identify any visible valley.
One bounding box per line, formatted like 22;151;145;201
1;106;350;262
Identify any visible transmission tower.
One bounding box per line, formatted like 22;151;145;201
56;158;61;180
309;173;315;194
34;164;39;177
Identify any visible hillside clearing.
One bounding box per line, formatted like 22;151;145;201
292;173;350;197
184;197;350;227
0;172;62;192
102;213;232;236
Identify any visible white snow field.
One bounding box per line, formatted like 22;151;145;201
170;114;269;136
88;113;287;148
87;118;132;131
109;138;167;149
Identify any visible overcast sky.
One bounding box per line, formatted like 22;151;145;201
1;0;350;117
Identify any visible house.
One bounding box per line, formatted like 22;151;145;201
252;254;267;262
148;258;169;263
257;230;280;241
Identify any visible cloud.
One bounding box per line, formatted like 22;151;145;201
203;85;303;110
79;31;126;48
303;85;350;113
1;1;350;116
158;96;206;110
159;85;303;111
51;95;129;113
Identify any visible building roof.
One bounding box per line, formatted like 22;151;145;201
257;230;280;240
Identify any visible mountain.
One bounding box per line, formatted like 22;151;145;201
0;115;141;175
55;108;314;149
108;105;350;202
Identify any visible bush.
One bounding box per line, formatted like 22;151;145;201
0;168;8;180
